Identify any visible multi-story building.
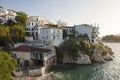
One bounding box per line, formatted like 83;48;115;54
25;16;51;39
26;16;50;27
74;24;99;43
39;27;63;46
0;8;17;24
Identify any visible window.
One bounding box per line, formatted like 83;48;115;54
46;35;48;39
69;29;72;32
37;18;39;21
53;36;55;40
13;54;17;58
32;23;34;25
54;30;55;33
43;30;44;33
57;30;59;33
57;35;59;39
46;30;48;33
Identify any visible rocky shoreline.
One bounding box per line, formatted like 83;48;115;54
62;51;114;64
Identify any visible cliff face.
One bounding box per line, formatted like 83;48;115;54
91;46;114;62
62;51;91;64
62;46;114;64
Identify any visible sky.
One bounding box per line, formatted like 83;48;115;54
0;0;120;36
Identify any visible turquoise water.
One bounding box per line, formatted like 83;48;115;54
51;43;120;80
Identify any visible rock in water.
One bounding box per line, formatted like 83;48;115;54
62;55;73;63
92;53;106;63
103;53;114;60
74;52;91;64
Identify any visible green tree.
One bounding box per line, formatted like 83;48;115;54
0;51;17;80
79;41;91;55
10;25;25;43
0;26;12;46
59;38;80;57
15;12;28;26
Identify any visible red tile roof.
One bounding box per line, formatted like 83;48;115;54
11;45;30;52
11;45;51;53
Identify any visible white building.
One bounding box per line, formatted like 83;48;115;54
26;16;51;27
1;14;16;24
74;24;99;43
0;9;16;24
25;16;51;39
39;27;63;46
0;6;8;16
25;25;44;39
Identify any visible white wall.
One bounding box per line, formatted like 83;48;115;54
39;28;63;46
12;51;32;65
75;24;99;43
75;25;92;41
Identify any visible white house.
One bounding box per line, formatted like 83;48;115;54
11;45;56;67
74;24;99;43
1;14;16;24
26;16;51;27
0;6;8;16
25;25;44;39
0;7;16;24
39;27;63;46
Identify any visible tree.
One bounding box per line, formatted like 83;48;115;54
59;38;80;57
0;51;17;80
15;12;28;26
0;26;12;46
10;25;25;43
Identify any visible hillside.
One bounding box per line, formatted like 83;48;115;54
102;34;120;42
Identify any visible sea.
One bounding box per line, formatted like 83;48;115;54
50;43;120;80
